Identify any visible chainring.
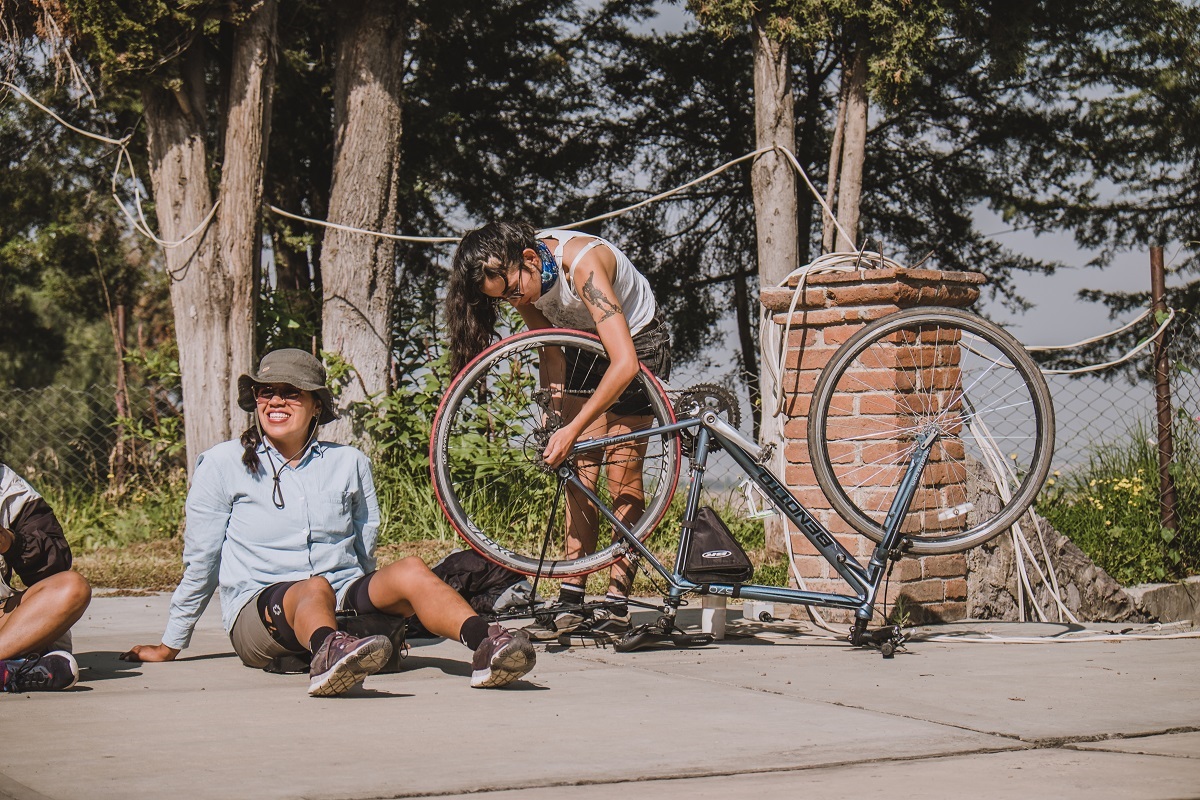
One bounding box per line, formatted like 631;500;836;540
672;383;742;457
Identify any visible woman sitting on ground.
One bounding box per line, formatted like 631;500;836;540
121;348;534;696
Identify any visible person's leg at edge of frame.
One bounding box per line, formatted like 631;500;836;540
362;556;535;688
0;571;90;692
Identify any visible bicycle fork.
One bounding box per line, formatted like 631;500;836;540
851;427;940;652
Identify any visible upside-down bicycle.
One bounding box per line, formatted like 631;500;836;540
429;307;1055;656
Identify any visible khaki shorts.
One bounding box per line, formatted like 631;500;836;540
229;593;303;669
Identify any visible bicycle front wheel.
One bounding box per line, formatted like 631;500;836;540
809;308;1055;555
430;329;683;577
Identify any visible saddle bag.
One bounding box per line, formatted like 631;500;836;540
681;506;754;584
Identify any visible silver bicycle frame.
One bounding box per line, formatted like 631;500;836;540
563;410;936;622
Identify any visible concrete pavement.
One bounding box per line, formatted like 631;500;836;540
2;593;1198;800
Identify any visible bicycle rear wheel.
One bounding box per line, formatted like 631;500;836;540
809;308;1055;555
430;329;682;577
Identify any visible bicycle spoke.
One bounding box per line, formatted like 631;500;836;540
431;330;682;577
810;309;1054;555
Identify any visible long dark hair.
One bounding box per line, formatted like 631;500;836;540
446;220;537;375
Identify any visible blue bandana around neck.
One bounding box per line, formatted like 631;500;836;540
534;240;559;295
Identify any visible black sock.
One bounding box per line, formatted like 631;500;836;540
605;593;628;617
458;615;490;650
309;626;336;654
558;584;585;606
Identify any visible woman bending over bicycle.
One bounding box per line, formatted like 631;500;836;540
447;221;670;642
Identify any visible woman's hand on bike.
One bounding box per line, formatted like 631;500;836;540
543;423;583;469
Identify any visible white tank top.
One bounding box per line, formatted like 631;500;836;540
533;229;656;335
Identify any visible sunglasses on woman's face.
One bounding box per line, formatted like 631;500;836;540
497;263;525;303
255;384;304;402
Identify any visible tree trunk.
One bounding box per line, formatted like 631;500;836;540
733;269;760;438
144;44;228;474
143;1;277;472
822;67;851;253
834;40;868;252
750;12;798;554
218;0;277;429
109;303;129;494
751;12;799;290
319;0;407;444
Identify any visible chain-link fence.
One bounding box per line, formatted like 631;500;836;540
0;380;183;491
3;313;1196;532
0;385;122;488
1034;312;1198;534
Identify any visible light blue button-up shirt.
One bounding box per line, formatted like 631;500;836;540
162;438;379;650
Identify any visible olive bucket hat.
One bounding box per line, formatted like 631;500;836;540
237;348;338;425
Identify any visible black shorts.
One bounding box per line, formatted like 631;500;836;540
564;317;672;417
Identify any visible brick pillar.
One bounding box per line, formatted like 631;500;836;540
760;266;985;623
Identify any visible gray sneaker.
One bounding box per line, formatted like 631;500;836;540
590;606;632;633
471;624;535;688
558;607;632;647
522;611;585;642
308;631;392;697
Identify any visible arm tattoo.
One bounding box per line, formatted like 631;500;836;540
581;271;623;323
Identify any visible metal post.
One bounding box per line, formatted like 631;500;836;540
1150;246;1180;536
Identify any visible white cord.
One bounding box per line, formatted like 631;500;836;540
1027;306;1155;351
1038;307;1175;375
2;81;130;146
557;147;774;229
267;204;461;244
3;80;220;251
919;630;1200;644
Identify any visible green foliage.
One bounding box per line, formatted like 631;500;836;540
687;0;946;102
0;60;149;389
332;276;457;543
259;282;318;353
1039;420;1199;584
56;0;244;87
43;468;187;553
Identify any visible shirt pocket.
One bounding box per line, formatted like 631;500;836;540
310;491;352;541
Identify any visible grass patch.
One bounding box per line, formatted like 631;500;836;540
74;538;184;591
43;469;188;553
1039;420;1199;585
